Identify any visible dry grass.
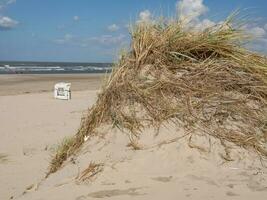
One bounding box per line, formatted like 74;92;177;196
47;137;76;176
127;138;143;150
76;162;103;183
48;13;267;175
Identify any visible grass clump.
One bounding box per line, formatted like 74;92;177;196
76;162;103;183
47;137;76;176
48;13;267;175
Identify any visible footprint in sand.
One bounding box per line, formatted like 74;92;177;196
187;155;194;164
226;184;235;189
226;191;239;196
247;179;267;192
186;175;219;187
151;176;173;182
76;187;146;199
101;181;116;186
22;147;37;156
125;180;131;184
238;171;267;192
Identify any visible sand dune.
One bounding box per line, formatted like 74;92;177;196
0;74;266;200
16;124;267;200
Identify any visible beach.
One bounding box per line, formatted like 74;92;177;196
0;74;102;199
0;74;267;200
0;74;105;96
1;0;267;199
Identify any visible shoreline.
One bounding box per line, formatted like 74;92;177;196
0;73;106;96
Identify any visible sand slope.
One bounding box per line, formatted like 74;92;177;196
0;77;266;200
17;124;267;200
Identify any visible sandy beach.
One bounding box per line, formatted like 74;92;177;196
0;74;105;96
0;74;102;199
0;74;267;200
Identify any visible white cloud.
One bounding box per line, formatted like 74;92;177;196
243;25;266;38
6;0;16;5
194;18;215;30
139;10;151;21
54;34;73;44
248;26;266;38
73;16;79;21
54;33;127;47
137;10;152;23
0;16;18;29
108;24;119;32
245;25;267;54
64;34;73;40
0;0;18;30
0;0;16;9
175;0;267;54
175;0;215;31
247;38;267;54
89;34;126;45
176;0;208;21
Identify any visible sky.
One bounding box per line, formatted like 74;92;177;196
0;0;267;62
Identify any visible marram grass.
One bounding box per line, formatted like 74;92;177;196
47;14;267;176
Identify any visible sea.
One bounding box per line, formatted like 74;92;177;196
0;61;112;74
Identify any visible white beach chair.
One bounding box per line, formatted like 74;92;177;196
54;82;71;100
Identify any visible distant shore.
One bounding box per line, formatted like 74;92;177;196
0;73;106;96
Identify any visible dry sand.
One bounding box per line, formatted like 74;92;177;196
0;74;104;96
0;74;266;200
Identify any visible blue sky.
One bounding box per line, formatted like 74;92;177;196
0;0;267;62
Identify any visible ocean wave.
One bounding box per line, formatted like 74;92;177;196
0;63;112;74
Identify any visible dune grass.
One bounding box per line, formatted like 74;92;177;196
47;137;76;176
47;13;267;176
76;162;103;183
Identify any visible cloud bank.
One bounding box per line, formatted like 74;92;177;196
175;0;267;54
